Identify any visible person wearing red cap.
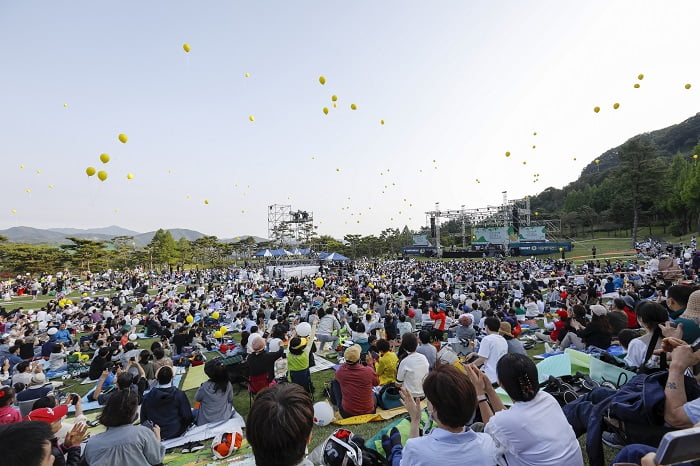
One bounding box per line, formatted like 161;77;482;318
25;404;87;466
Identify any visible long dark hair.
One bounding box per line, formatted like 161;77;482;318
496;353;539;402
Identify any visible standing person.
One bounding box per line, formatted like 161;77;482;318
83;389;165;465
470;317;508;384
396;333;429;399
476;354;584;466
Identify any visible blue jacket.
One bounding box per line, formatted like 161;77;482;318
140;386;193;440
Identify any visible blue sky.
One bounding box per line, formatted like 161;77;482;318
2;1;700;239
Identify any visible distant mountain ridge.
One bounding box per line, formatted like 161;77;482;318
0;226;268;247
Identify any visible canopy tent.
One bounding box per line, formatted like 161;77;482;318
253;249;273;257
271;248;293;257
322;252;350;261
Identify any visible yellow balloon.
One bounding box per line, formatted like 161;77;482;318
211;311;220;319
323;107;329;115
245;72;250;77
331;95;337;101
97;171;108;181
638;74;644;80
595;159;600;164
593;106;600;113
315;277;325;288
350;103;357;110
336;168;340;172
100;153;110;163
214;331;222;339
10;209;16;213
249;115;255;121
333;103;337;108
19;165;24;169
86;167;96;177
380;119;385;125
36;169;41;174
25;189;30;193
186;315;194;323
505;151;511;157
48;185;54;189
685;83;692;89
63;103;68;107
183;43;191;52
319;76;326;85
118;133;128;143
219;326;228;334
573;157;577;161
613;103;620;109
634;83;640;89
127;173;134;179
522;161;527;165
204;199;209;204
535;211;539;216
533;132;537;136
532;145;536;149
694;154;698;159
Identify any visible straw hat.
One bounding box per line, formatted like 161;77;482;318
684;290;700;322
498;322;514;338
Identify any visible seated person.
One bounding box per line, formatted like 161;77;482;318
371;339;398;386
84;389;165;465
416;330;437;369
247;336;284;384
611;339;700;465
477;354;584;466
396;333;430;399
15;371;54;416
195;359;237;425
560;305;612;350
25;403;87;465
384;363;498;465
246;383;314;466
140;366;193;440
332;344;378;418
0;420;57;466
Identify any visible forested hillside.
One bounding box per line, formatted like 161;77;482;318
529;112;700;238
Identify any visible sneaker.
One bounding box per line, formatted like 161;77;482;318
189;442;205;452
601;431;625;449
544;343;554;354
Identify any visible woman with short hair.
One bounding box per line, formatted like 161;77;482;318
386;363;498;465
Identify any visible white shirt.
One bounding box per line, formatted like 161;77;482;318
525;302;539;318
397;352;430;398
624;335;660;369
485;391;584;466
477;334;508;382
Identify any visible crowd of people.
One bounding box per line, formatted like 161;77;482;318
0;253;699;465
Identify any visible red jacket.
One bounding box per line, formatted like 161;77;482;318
623;307;638;328
335;363;378;416
429;309;446;331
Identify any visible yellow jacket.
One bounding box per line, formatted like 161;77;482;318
375;351;398;386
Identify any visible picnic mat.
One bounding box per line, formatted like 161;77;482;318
180;364;208;392
309;355;336;374
331;399;427;425
365;409;436;457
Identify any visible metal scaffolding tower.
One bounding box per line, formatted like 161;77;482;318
267;204;315;246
